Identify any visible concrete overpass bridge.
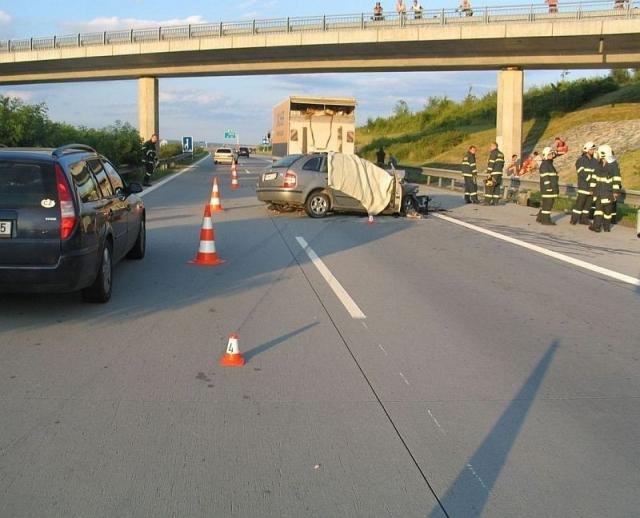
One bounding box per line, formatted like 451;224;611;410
1;0;639;160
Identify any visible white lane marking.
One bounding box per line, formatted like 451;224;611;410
399;372;411;385
295;236;366;320
139;154;211;198
362;322;368;329
433;213;640;287
427;409;447;436
378;344;388;356
467;463;489;492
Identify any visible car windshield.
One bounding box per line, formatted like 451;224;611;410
272;155;303;168
0;159;56;206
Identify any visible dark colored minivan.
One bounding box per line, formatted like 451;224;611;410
0;144;146;302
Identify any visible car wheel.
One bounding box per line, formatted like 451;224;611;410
305;192;330;218
401;195;418;215
127;219;146;260
82;242;113;303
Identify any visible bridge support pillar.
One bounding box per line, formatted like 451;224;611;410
138;77;159;141
496;68;523;165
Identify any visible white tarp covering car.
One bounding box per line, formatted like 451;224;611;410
327;152;395;215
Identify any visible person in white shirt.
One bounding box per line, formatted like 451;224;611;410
412;0;423;19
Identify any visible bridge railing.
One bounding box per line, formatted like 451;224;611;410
0;0;638;53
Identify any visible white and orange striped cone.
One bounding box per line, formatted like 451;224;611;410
188;204;226;267
230;162;240;191
210;176;224;212
220;332;245;367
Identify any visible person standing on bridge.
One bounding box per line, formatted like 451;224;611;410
546;0;558;14
570;141;598;225
461;145;479;204
484;142;504;205
536;147;559;225
373;2;384;20
412;0;423;19
141;133;159;187
589;144;622;233
396;0;407;18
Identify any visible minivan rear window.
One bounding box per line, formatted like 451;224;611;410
0;160;56;206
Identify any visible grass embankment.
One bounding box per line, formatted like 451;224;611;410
358;77;640;222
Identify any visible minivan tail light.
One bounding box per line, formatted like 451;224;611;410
55;164;76;240
283;170;297;189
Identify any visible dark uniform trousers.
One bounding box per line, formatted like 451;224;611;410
484;175;502;204
592;199;613;231
571;192;592;225
463;176;478;203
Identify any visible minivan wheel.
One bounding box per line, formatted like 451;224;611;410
127;219;146;260
82;243;113;303
305;192;330;218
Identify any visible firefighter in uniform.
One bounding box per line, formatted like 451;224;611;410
484;142;504;205
570;141;598;225
461;145;479;203
536;147;559;225
589;144;622;233
142;133;159;186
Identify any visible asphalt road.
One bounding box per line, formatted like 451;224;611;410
1;155;638;517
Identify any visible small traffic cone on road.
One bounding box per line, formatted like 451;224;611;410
367;214;375;224
220;332;246;367
210;176;224;212
230;162;240;191
188;204;225;267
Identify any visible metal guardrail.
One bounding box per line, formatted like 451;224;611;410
421;166;640;206
0;1;638;53
119;152;195;177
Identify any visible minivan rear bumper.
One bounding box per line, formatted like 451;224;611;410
0;248;98;293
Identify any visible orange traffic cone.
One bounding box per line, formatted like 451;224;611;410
189;204;225;266
230;162;240;191
210;176;224;212
220;332;245;367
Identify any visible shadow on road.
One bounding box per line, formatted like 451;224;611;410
429;340;560;518
244;322;318;362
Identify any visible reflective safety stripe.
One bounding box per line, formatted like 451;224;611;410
541;194;558;198
601;198;610;203
572;209;581;214
541;210;551;214
594;210;604;216
577;189;591;195
603;214;612;220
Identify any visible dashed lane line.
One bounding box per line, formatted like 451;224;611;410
433;213;640;288
295;236;366;320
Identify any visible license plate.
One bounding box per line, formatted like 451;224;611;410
0;220;12;237
263;172;278;181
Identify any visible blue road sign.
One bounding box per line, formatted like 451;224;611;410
182;136;193;153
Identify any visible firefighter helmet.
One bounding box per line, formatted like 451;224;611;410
597;144;612;159
542;146;555;159
582;141;596;151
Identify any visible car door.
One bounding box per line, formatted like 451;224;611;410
328;157;366;211
87;158;128;261
103;159;141;251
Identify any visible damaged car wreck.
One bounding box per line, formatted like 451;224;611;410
256;152;429;219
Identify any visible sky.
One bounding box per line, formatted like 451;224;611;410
0;0;606;144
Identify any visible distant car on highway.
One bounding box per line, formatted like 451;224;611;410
256;153;422;218
213;147;234;164
237;146;250;157
0;144;146;302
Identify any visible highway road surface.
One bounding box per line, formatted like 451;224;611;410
1;155;638;517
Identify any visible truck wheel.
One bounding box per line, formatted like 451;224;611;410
305;192;330;218
82;242;113;303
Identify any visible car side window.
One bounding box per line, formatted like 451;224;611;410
102;160;125;197
302;156;323;172
88;159;113;198
69;161;100;203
